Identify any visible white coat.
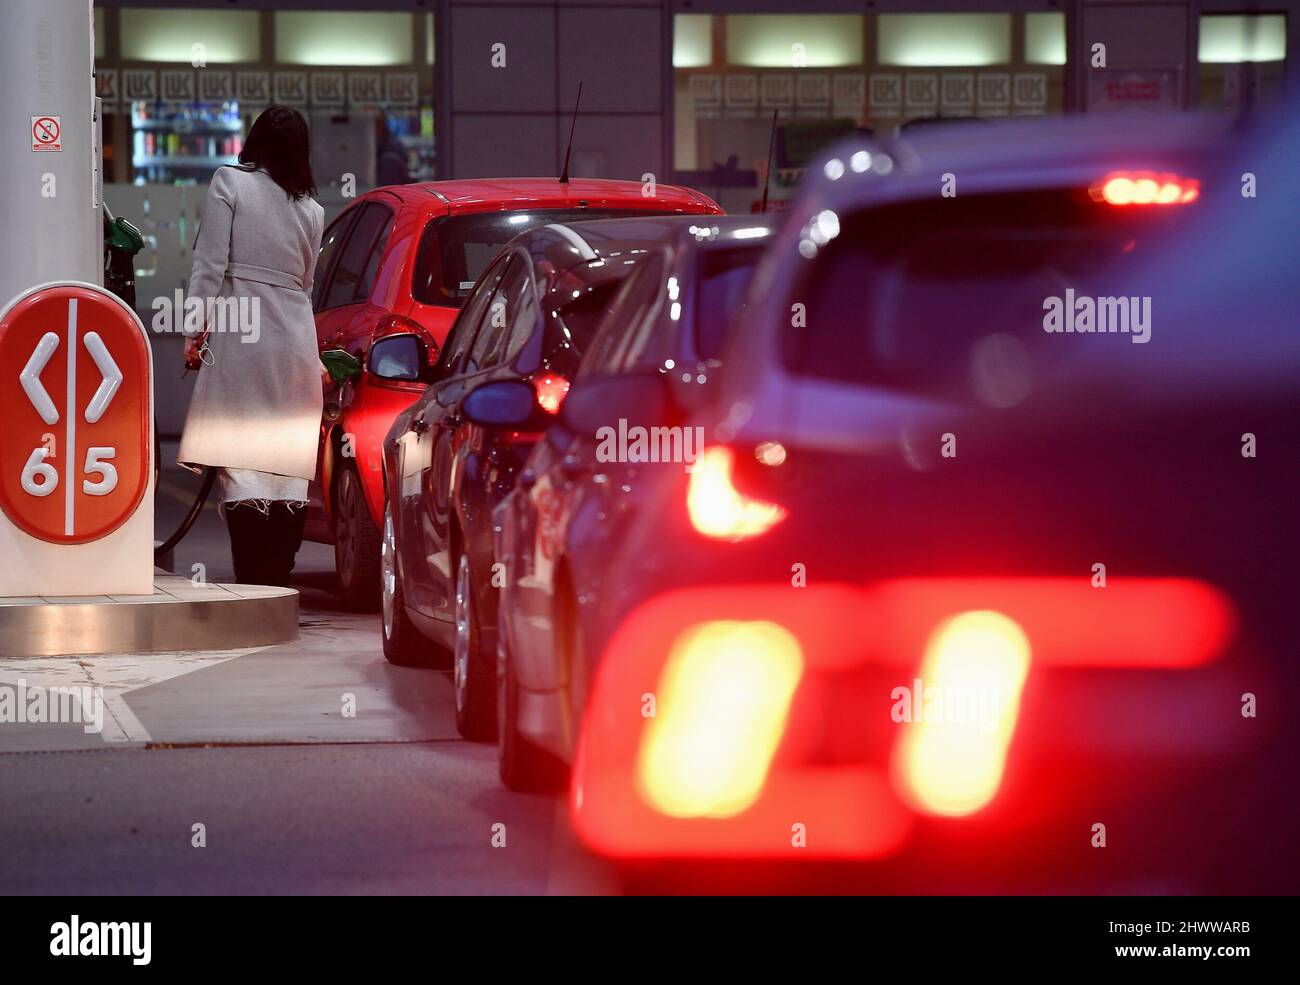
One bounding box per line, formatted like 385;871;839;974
177;165;324;479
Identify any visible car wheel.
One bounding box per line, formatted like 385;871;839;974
334;463;381;611
381;501;432;666
453;552;497;741
497;621;567;793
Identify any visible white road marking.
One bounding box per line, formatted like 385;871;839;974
0;647;269;743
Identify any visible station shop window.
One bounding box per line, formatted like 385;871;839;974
103;8;435;189
1196;14;1288;111
673;11;1067;213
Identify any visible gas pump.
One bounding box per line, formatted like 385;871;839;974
0;0;154;597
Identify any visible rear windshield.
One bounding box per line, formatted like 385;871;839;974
786;190;1196;400
695;245;763;360
413;208;686;307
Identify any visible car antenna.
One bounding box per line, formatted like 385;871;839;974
559;82;583;185
760;109;778;213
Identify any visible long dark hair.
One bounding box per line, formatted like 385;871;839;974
239;105;316;200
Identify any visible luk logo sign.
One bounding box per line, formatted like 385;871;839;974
0;284;150;544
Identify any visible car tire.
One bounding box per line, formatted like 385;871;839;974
453;552;497;741
381;500;432;666
334;463;382;612
498;623;567;793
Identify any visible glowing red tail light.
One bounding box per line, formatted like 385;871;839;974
530;372;570;414
571;578;1236;859
687;446;786;541
1091;171;1200;206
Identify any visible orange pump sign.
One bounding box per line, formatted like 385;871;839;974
0;284;150;544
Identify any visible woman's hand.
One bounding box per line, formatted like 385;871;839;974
184;335;202;369
320;363;333;387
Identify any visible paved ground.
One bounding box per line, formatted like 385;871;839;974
0;446;615;894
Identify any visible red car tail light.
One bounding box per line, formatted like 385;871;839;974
529;372;570;414
892;610;1031;817
687;446;786;541
570;578;1235;859
1091;171;1200;206
636;620;804;819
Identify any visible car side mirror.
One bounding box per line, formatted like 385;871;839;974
559;371;672;440
368;333;434;383
462;379;542;428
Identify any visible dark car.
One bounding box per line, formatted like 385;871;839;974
562;113;1299;891
491;215;776;790
305;179;721;610
378;216;717;740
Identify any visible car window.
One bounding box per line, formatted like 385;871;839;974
322;203;392;311
467;254;528;373
438;254;510;376
789;191;1196;399
357;212;395;303
577;260;656;378
312;209;358;311
488;260;540;367
693;245;763;361
587;253;667;376
412;208;692;307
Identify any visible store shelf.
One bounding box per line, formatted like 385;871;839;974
132;155;239;168
133;120;243;134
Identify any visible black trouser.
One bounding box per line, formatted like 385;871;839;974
221;502;306;588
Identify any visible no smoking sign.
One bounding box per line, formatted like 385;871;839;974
32;115;62;152
0;284;151;544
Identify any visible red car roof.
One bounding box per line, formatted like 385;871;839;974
379;176;722;215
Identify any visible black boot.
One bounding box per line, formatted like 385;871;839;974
222;502;272;584
266;502;307;588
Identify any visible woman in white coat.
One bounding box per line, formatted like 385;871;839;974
178;106;326;586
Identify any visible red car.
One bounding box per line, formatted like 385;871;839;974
305;178;723;607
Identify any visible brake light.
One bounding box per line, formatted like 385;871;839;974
636;621;803;819
687;447;786;541
1091;171;1200;206
892;611;1031;817
530;372;570;414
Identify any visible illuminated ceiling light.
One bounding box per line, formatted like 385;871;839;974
731;227;770;240
673;13;713;68
893;610;1031;817
636;621;804;819
823;159;845;181
850;150;872;173
1198;14;1286;63
121;9;260;63
275;11;414;66
1025;12;1066;66
725;14;865;68
878;13;1012;67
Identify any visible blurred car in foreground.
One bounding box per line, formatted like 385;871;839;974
307;178;722;608
564;112;1300;892
492;215;776;789
379;216;719;739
